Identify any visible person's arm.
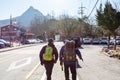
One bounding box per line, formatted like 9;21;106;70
76;48;83;61
59;46;64;65
53;46;58;63
39;46;46;65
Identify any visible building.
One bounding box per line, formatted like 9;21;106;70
23;32;35;39
1;25;20;41
0;24;35;43
0;15;35;42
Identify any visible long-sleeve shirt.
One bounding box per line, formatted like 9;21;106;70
39;44;58;63
59;46;83;64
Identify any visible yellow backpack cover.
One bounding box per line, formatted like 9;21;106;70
43;46;53;61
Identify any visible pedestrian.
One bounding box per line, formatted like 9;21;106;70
39;38;58;80
59;40;83;80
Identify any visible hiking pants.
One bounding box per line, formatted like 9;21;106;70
44;62;54;80
64;63;76;80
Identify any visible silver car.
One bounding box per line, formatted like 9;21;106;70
92;38;100;44
100;37;108;44
83;38;91;44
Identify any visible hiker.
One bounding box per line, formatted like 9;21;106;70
59;40;83;80
39;38;58;80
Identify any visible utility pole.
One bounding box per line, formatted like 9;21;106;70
10;15;12;25
78;3;85;18
9;15;12;46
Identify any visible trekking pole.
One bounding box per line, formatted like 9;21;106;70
61;64;63;71
61;61;64;71
81;60;89;68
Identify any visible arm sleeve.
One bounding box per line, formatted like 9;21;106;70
59;46;64;62
76;48;83;60
39;46;46;63
53;47;58;62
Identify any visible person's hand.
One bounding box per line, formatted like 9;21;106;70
81;58;83;62
41;62;43;65
60;61;63;65
54;60;57;63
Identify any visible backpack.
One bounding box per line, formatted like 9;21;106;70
63;40;76;61
43;45;53;61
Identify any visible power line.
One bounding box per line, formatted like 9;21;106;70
87;0;100;18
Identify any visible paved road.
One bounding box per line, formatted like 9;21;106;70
0;43;44;80
77;45;120;80
0;42;120;80
27;43;120;80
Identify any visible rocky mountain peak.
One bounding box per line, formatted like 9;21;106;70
0;6;45;27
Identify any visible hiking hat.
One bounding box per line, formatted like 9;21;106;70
48;38;53;43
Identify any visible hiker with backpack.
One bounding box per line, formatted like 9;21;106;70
39;38;58;80
59;40;83;80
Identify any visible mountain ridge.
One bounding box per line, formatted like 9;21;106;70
0;6;45;27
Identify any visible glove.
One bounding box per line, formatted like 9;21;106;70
41;62;43;65
60;61;63;65
41;61;44;65
54;60;57;63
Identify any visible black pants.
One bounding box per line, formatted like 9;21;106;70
64;63;76;80
44;62;54;80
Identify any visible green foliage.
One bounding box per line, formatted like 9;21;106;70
96;2;120;34
96;1;120;50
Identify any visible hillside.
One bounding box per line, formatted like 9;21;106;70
0;6;45;27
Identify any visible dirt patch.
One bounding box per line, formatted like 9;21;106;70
101;45;120;59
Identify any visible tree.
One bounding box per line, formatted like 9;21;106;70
29;13;98;41
58;14;79;39
96;2;120;49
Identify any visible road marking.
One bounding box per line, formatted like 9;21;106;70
77;75;79;80
41;71;46;80
25;63;40;80
0;54;17;63
7;57;31;71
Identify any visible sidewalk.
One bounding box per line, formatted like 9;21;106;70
0;42;37;53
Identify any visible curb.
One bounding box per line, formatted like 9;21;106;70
0;44;38;53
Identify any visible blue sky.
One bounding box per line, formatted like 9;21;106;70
0;0;120;20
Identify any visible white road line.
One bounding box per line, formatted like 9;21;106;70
7;57;31;71
25;63;40;80
77;75;79;80
41;71;46;80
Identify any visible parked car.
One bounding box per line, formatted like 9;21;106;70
70;36;82;47
100;37;108;44
92;38;100;44
36;39;43;43
0;39;11;47
21;38;43;44
109;39;115;45
29;39;37;44
21;39;30;44
0;42;5;49
29;39;43;43
83;38;91;44
116;37;120;45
